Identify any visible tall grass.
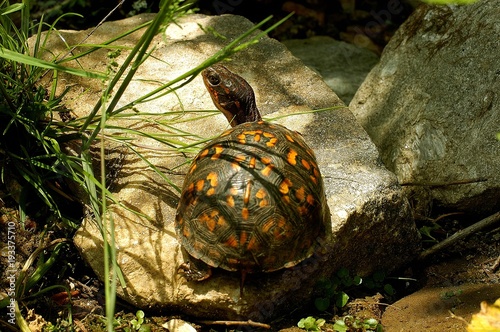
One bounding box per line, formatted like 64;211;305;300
0;0;291;330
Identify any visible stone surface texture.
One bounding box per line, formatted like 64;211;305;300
283;36;379;104
37;13;420;320
350;1;500;216
382;284;500;332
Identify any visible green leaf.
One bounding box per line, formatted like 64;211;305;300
335;291;349;308
138;325;151;332
316;278;332;290
353;275;362;286
333;319;348;332
303;316;317;329
0;295;10;309
314;297;330;311
325;287;335;297
136;310;145;320
364;318;379;329
337;267;350;279
298;316;322;331
384;283;395;296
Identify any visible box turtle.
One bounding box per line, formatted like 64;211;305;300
175;64;330;286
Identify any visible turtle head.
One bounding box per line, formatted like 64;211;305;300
202;64;262;127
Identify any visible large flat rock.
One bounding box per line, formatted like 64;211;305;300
350;0;500;216
36;13;421;320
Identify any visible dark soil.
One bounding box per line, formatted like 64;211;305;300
2;1;499;331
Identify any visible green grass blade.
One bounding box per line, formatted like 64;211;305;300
0;3;24;15
0;47;107;79
15;301;31;332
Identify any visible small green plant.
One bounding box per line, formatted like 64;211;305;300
130;310;146;331
363;270;395;297
333;316;382;332
314;269;399;312
0;238;71;329
419;223;442;243
440;289;463;300
298;316;326;332
314;268;362;311
109;310;151;332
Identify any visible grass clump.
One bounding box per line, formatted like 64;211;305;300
0;1;105;229
1;0;292;330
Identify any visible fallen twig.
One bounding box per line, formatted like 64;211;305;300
197;319;271;329
419;211;500;261
418;212;464;223
491;254;500;273
400;177;487;187
448;310;469;325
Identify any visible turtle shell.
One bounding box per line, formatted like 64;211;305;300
175;120;328;273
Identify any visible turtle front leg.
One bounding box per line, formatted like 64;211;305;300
178;256;212;281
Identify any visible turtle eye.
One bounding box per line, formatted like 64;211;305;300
207;73;221;86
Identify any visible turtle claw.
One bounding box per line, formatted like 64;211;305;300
178;260;212;282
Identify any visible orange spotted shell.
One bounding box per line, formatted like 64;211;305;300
175;120;328;273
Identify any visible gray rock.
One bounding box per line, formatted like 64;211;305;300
350;1;500;216
41;14;420;319
283;36;379;104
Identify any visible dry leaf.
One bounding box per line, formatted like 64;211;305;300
467;298;500;332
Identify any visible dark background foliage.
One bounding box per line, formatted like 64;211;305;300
29;0;414;50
